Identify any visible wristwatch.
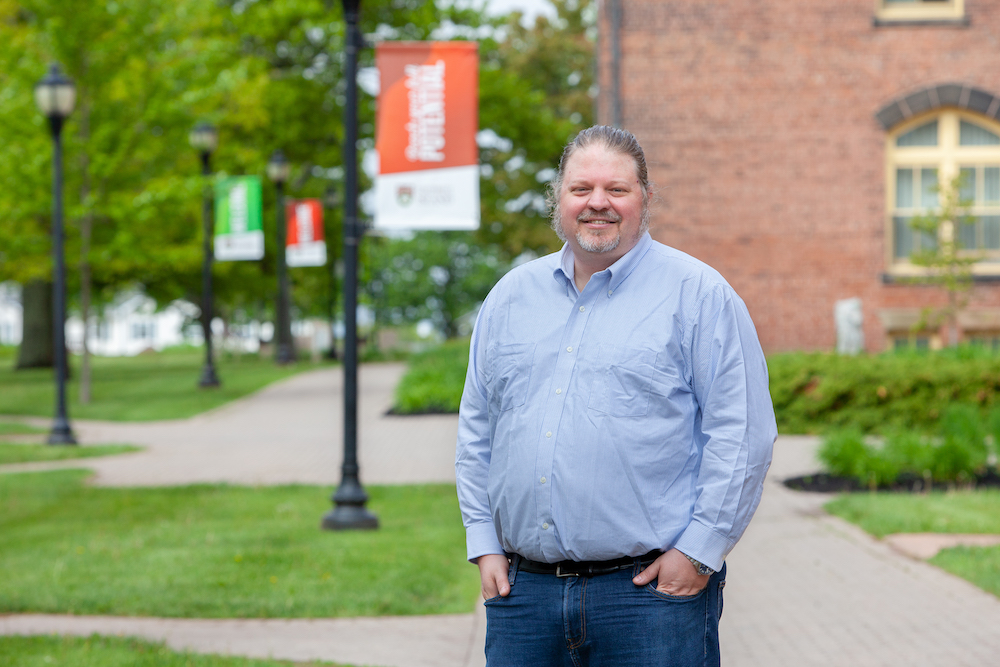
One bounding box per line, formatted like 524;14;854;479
683;552;715;576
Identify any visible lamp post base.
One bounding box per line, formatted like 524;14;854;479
321;504;379;530
47;419;77;445
321;479;379;530
199;365;221;388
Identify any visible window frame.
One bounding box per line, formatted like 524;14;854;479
875;0;965;23
884;108;1000;277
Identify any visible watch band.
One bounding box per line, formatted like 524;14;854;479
683;552;715;576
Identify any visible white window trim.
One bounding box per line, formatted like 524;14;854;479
875;0;964;22
884;109;1000;277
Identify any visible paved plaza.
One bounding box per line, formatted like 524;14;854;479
3;364;1000;666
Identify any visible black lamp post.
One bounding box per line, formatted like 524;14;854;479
189;121;221;388
322;0;378;530
267;150;294;365
35;63;77;446
323;184;340;361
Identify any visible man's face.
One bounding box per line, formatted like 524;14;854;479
557;144;647;267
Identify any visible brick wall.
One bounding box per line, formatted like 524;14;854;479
597;0;1000;352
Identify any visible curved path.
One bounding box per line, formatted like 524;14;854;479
3;365;1000;666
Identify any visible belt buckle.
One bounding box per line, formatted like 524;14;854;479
555;564;579;578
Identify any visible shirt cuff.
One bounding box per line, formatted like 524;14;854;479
466;521;505;562
672;520;734;573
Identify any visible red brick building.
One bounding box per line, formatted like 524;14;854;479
597;0;1000;352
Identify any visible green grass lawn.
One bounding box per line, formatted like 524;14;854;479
0;421;46;436
0;443;141;465
826;490;1000;597
0;635;351;667
0;348;320;421
0;469;478;618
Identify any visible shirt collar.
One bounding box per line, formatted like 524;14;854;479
553;232;653;294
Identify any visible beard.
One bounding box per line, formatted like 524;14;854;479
552;207;636;254
575;225;622;253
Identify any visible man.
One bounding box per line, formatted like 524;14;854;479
455;125;776;666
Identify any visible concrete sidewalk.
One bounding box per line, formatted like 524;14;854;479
3;365;1000;666
1;363;458;486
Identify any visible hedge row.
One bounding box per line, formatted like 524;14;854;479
769;348;1000;434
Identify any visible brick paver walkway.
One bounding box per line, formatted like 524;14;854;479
3;366;1000;666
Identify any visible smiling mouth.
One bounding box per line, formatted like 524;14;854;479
577;209;621;225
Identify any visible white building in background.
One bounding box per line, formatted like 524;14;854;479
0;282;23;346
0;283;343;357
65;291;202;356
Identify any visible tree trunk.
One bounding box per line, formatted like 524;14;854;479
16;279;54;369
78;91;93;403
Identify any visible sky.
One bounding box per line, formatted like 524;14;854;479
484;0;557;24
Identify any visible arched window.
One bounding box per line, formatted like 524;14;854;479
886;110;1000;268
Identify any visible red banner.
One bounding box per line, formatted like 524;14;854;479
285;199;326;267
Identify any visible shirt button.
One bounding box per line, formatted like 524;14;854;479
579;306;585;312
546;431;552;438
566;346;573;353
555;388;562;395
540;476;547;484
608;290;613;296
542;522;549;530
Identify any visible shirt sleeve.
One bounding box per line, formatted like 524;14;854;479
672;283;776;572
455;303;505;561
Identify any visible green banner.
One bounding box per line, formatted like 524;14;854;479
214;176;264;261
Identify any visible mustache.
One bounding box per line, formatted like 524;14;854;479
576;208;622;224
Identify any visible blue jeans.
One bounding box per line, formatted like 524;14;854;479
484;556;726;667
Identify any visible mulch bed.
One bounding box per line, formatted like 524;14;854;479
784;468;1000;493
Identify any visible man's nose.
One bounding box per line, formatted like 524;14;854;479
587;187;610;209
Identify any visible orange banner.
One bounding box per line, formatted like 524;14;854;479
376;41;478;175
374;41;480;231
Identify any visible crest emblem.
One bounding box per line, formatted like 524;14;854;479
396;186;413;206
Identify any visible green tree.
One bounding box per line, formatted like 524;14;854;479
0;0;261;381
0;0;596;364
908;173;980;347
365;232;504;339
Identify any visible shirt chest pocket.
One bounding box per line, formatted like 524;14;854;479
488;343;535;412
587;346;657;417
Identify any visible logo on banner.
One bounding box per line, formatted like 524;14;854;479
214;176;264;261
396;186;414;206
286;199;327;267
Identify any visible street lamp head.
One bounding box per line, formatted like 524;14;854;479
34;63;76;120
267;149;291;184
189;121;218;154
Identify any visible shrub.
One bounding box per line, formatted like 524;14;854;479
934;405;989;483
392;338;470;414
818;404;999;487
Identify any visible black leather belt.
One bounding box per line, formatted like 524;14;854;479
517;550;662;578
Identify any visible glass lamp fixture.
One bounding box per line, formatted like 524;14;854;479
34;64;76;119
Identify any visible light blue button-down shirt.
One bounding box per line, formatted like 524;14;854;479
455;232;776;572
